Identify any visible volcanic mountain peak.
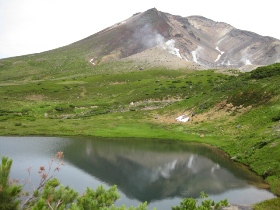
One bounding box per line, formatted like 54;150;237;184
60;8;280;71
23;8;280;71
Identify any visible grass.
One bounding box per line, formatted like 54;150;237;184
254;197;280;210
1;53;280;209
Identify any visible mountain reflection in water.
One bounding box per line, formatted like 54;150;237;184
63;137;268;202
0;136;274;208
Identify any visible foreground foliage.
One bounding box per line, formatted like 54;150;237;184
0;157;22;210
172;191;229;210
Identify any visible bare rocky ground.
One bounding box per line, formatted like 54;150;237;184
123;45;261;73
123;46;204;70
222;204;253;210
150;100;251;129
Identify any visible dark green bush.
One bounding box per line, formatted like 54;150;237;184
55;107;64;111
272;114;280;122
250;63;280;79
172;192;229;210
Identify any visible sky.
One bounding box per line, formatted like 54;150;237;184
0;0;279;59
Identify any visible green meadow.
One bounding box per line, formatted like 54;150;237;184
1;54;280;209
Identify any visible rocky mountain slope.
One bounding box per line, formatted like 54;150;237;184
1;8;279;75
64;8;280;71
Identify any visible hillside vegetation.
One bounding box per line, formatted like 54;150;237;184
0;53;280;208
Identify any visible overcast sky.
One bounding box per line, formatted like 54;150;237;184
0;0;279;59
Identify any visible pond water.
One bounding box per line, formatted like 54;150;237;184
0;136;275;209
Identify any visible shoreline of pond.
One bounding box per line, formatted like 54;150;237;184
0;134;278;210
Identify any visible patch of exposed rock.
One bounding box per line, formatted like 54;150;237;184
123;45;204;70
222;204;252;210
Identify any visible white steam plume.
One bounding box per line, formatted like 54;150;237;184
240;51;253;66
245;59;252;65
133;24;165;48
133;24;184;59
162;39;182;58
191;46;203;64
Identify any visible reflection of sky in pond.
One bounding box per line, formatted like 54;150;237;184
0;136;275;210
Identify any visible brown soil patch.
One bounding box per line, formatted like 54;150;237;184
153;100;252;124
110;81;127;85
129;98;181;111
25;94;44;101
270;142;279;148
80;87;87;97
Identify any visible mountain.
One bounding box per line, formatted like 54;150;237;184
1;8;279;75
59;8;280;71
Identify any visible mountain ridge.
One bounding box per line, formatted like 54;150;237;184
67;7;280;71
1;8;280;73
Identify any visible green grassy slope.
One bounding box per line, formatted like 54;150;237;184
0;56;280;208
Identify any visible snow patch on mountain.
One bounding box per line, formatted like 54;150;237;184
214;47;224;62
175;115;189;122
89;59;95;65
215;54;222;63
